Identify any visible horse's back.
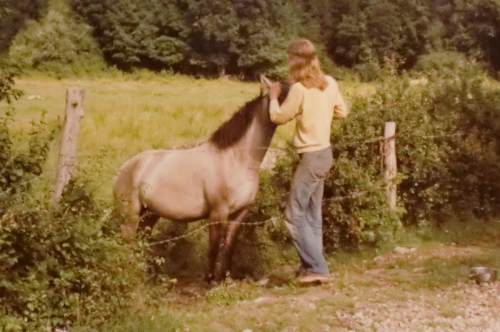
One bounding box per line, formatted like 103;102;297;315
113;147;213;220
113;150;165;197
113;142;261;221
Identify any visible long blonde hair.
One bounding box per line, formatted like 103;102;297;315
287;39;328;91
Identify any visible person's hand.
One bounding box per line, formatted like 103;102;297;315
269;82;281;100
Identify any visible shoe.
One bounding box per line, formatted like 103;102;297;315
295;265;306;277
297;273;330;285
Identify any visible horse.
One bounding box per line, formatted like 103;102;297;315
113;75;289;282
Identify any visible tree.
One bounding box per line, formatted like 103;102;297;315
330;0;434;70
392;0;434;68
71;0;191;71
234;0;299;79
185;0;239;76
0;0;47;53
330;2;369;67
447;0;500;74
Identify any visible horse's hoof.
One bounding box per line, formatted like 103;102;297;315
120;225;136;242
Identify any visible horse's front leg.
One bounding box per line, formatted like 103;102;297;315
218;208;248;281
206;223;223;282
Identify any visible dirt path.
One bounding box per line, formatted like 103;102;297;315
164;243;500;331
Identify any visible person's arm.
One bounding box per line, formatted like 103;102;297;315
269;83;304;125
333;83;348;119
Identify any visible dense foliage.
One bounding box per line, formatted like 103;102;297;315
0;183;150;331
66;0;500;78
69;0;312;78
4;0;500;78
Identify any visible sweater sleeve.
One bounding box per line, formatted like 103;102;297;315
332;81;348;119
269;83;304;124
333;92;348;119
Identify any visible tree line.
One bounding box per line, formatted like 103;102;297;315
2;0;500;78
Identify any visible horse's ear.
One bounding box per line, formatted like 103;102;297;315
260;75;272;95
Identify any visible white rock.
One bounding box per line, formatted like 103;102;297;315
394;246;411;254
253;296;272;304
257;278;269;286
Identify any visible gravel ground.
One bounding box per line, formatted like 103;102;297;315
294;245;500;332
336;279;500;331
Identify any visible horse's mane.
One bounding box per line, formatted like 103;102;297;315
209;82;290;150
209;95;263;149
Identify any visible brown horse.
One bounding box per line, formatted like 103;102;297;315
113;76;289;281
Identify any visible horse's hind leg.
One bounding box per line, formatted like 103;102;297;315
206;222;223;282
219;208;248;279
118;194;142;241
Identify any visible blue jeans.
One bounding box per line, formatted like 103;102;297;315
285;147;333;276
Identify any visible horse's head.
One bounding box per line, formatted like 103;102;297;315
260;75;290;104
259;75;290;129
209;76;289;150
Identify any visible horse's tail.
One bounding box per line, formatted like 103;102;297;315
113;156;136;199
113;155;144;240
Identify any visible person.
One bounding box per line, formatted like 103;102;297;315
268;39;348;285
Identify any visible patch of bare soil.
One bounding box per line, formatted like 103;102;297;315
166;244;500;331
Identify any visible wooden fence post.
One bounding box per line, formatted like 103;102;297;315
384;122;397;211
51;87;85;206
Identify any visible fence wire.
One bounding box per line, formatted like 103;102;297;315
139;190;370;245
24;130;468;244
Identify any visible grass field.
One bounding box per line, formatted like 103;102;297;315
4;74;289;200
3;73;372;200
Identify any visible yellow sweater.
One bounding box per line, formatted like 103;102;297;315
269;75;348;154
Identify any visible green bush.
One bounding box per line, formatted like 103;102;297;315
353;61;382;82
343;65;500;227
0;121;151;330
430;74;500;220
0;111;55;200
248;62;500;253
0;64;22;104
248;143;396;251
0;67;152;331
412;51;484;78
0;182;152;331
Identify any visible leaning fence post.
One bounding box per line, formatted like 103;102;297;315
384;122;397;211
51;87;85;206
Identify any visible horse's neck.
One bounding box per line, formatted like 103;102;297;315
233;112;276;169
